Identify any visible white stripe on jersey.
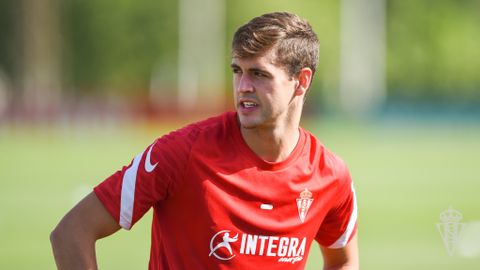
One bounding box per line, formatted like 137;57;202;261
328;183;357;248
119;151;144;229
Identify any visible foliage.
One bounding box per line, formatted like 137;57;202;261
387;0;480;102
0;0;479;104
62;0;178;94
0;0;18;80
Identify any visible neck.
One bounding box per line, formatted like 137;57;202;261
240;108;302;163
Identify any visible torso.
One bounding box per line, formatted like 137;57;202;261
149;112;346;269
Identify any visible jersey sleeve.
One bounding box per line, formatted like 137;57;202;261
94;124;199;230
315;157;358;248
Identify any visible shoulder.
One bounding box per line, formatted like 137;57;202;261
158;111;233;145
323;147;350;180
189;111;233;134
303;129;351;184
305;132;355;212
321;146;353;200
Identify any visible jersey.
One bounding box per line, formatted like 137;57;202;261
94;111;357;270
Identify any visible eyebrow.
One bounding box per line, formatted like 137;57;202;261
230;63;272;77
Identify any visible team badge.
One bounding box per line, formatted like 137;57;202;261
296;188;313;223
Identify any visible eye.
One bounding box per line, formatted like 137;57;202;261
231;67;242;74
253;71;265;77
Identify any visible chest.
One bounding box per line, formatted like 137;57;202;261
182;156;339;236
155;152;340;268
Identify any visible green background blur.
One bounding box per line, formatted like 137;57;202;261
1;0;479;269
1;120;479;269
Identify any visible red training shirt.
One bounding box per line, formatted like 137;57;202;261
94;111;357;269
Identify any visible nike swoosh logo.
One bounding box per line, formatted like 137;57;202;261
145;143;158;173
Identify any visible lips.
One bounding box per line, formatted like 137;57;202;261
241;101;257;108
238;98;259;109
237;99;259;115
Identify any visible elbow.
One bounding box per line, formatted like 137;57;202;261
50;217;73;250
50;224;64;250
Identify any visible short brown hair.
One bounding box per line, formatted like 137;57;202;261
232;12;319;77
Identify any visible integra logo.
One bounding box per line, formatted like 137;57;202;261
209;230;239;260
209;230;306;264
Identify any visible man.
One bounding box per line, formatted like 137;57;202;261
50;12;358;270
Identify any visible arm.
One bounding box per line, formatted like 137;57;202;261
320;233;359;270
50;192;121;270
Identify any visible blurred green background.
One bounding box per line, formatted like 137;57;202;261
1;120;479;269
0;0;479;269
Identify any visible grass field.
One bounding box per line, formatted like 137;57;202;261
1;117;479;269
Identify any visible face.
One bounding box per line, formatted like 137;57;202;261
231;49;300;130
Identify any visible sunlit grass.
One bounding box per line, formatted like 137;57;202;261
0;118;479;269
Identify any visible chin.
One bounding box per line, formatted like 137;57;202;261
238;119;257;129
240;123;258;130
237;115;260;129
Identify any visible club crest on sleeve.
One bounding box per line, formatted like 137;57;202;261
296;189;313;223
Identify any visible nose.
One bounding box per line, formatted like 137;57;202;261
236;74;254;93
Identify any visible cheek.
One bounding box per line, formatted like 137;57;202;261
232;77;239;91
269;81;293;100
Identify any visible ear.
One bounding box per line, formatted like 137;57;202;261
294;68;313;96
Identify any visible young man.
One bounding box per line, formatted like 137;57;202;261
51;12;358;270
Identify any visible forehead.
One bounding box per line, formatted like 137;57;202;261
231;48;279;70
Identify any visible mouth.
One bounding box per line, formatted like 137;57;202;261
240;101;258;109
